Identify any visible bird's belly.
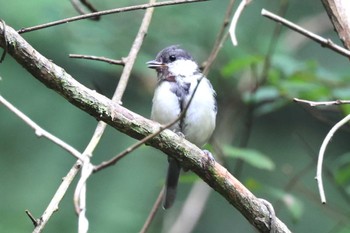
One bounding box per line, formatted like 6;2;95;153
151;83;181;131
183;109;216;147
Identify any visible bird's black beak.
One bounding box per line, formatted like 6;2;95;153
147;60;166;69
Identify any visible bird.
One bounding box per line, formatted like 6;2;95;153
147;45;217;209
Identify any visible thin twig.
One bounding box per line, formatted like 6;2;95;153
25;210;39;227
69;54;125;66
233;1;287;178
70;0;100;21
82;0;156;167
75;0;157;231
76;158;93;233
260;0;288;83
316;113;350;203
111;2;155;102
75;121;107;233
139;187;164;233
33;161;82;233
170;1;235;230
0;95;84;161
202;0;235;76
296;134;350;207
18;0;208;34
294;98;350;106
229;0;251;46
261;9;350;59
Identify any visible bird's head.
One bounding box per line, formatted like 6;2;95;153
147;45;199;82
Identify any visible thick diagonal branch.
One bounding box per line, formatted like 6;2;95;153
0;23;290;233
321;0;350;49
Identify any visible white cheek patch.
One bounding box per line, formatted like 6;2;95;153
168;59;198;77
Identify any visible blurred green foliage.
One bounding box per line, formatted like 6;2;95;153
224;145;275;170
1;0;350;233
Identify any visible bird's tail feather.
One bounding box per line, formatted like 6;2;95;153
163;157;181;209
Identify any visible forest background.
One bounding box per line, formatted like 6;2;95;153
1;0;350;232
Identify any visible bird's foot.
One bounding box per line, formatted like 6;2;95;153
258;198;277;233
202;150;215;168
175;131;185;138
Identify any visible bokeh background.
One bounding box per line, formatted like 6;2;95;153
1;0;350;232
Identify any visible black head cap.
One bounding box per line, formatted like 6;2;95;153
155;45;194;63
147;45;194;69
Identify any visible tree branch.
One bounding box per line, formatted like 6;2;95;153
229;0;251;46
316;113;350;204
74;1;157;231
17;0;208;33
0;22;290;233
261;9;350;59
69;54;125;66
321;0;350;49
294;98;350;106
0;95;84;161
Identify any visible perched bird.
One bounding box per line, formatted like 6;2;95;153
147;45;217;209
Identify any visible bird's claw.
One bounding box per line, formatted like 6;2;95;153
176;131;185;138
202;149;215;168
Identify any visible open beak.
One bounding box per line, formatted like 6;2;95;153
147;60;166;69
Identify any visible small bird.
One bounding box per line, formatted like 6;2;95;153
147;45;217;209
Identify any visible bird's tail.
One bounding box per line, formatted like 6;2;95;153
163;157;181;209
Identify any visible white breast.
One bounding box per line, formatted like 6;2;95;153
168;59;198;77
182;77;216;147
151;59;216;147
151;81;181;132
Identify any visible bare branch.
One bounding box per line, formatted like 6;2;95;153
25;210;39;227
74;0;157;231
294;98;350;204
229;0;251;46
76;159;93;233
18;0;208;34
202;0;235;76
178;1;237;228
75;122;106;233
316;113;350;203
260;1;288;83
261;9;350;59
294;98;350;106
0;95;84;161
33;161;83;233
70;0;100;21
321;0;350;49
69;54;125;66
139;187;164;233
0;21;291;233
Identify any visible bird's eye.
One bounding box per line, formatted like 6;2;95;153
169;55;176;62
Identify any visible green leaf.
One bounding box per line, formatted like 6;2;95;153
243;86;280;104
223;146;275;170
221;55;263;77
